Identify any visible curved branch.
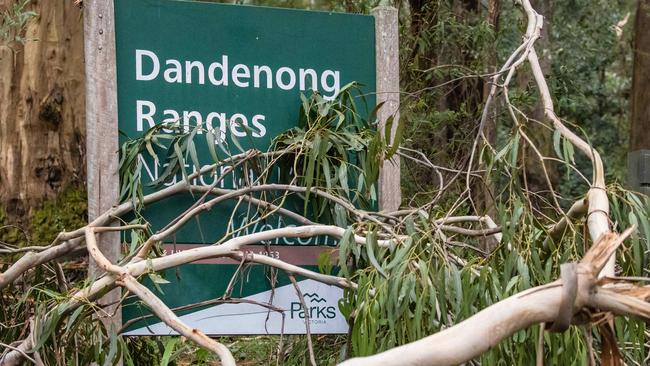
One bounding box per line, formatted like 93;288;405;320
74;225;378;304
520;0;611;276
339;228;634;366
119;275;236;366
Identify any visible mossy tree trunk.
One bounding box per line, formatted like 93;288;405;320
0;0;85;222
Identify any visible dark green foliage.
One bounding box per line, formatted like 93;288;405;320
399;0;499;206
274;83;394;212
0;188;87;246
31;188;88;244
0;208;26;245
550;0;634;195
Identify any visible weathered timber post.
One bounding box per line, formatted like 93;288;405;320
373;6;401;212
83;0;121;335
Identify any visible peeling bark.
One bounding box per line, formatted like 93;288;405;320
0;0;85;221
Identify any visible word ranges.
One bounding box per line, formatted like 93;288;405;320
136;100;267;141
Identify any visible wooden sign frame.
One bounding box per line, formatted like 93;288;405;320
84;0;399;337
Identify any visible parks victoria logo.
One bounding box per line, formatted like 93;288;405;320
290;293;338;324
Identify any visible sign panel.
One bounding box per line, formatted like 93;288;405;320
114;0;376;334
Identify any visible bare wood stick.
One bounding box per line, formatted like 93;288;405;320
118;275;236;366
340;281;571;366
0;237;84;289
75;225;381;303
84;0;122;336
85;229;123;275
437;225;501;237
288;274;317;366
0;339;36;366
228;251;356;290
536;323;545;366
373;6;401;212
543;198;589;248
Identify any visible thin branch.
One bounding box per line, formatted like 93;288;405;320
288;274;317;366
119;275;236;366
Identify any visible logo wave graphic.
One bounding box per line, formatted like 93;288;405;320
303;293;326;303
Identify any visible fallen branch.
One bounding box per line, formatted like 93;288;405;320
119;275;236;366
339;228;635;366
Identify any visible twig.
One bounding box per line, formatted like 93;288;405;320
0;341;37;365
288;274;317;366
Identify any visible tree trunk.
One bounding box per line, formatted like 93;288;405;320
478;0;500;251
631;0;650;151
0;0;85;222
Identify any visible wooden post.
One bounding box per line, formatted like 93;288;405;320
372;6;401;212
84;0;121;333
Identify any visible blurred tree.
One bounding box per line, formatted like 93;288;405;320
631;0;650;152
0;0;85;223
400;0;498;207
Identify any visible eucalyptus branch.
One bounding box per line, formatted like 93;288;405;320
340;227;639;366
0;153;310;289
134;183;382;259
520;1;612;275
543;198;589;248
227;251;356;290
84;226;236;365
75;225;380;307
288;274;317;366
119;274;236;366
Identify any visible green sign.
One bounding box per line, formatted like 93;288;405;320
114;0;376;335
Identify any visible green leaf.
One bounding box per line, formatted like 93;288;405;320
148;272;170;285
553;129;563;159
317;250;334;275
337;227;354;277
322;156;333;189
65;305;85;334
385;238;412;270
35;305;62;349
383;115;395;143
303;132;321;205
366;232;388;278
334;204;348;228
510;134;520;167
104;328;119;366
386;116;405;159
205;128;220;164
495;137;512;162
160;337;179;366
